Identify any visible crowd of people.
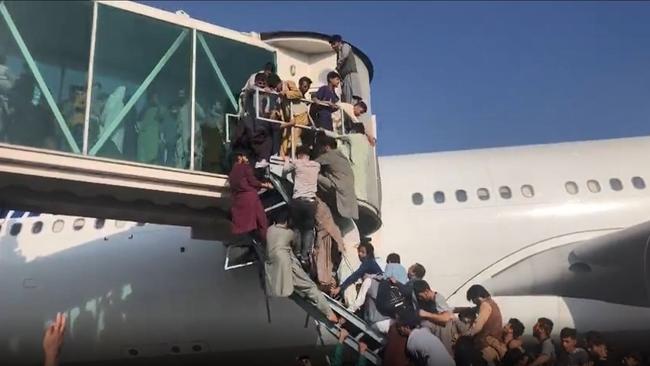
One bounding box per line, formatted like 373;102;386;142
227;35;649;366
18;32;648;366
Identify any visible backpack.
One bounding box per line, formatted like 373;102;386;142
375;279;406;317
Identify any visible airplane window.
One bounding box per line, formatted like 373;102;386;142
411;193;424;205
32;221;43;234
73;218;85;231
477;188;490;201
95;218;105;229
587;180;601;193
632;176;646;190
565;181;579;195
115;220;126;228
521;185;535;198
609;178;623;191
52;219;64;233
10;223;22;236
499;186;512;199
455;190;468;202
434;191;445;204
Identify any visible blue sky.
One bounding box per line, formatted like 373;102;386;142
144;1;650;156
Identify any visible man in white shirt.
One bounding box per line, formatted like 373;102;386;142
396;308;456;366
283;145;320;264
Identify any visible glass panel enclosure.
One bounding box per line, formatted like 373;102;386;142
89;4;191;166
194;31;274;173
0;1;92;153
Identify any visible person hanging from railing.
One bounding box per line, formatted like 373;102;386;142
279;76;313;157
264;209;338;323
282;145;320;268
311;71;341;132
339;100;374;146
337;122;372;202
312;195;346;294
228;150;274;241
329;35;362;104
233;72;274;168
314;133;360;305
265;73;301;158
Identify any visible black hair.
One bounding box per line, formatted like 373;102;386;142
254;72;267;83
295;145;311;158
263;62;275;73
410;263;426;279
386;253;400;264
509;318;525;338
466;284;491;301
355;100;368;113
266;73;282;88
317;135;338;150
329;34;342;44
502;348;528;366
537;317;554;335
458;308;477;323
273;209;289;225
396;307;419;329
560;327;577;340
455;336;487;366
624;351;642;362
586;331;605;347
327;71;341;82
350;122;366;135
298;76;312;85
358;241;375;258
411;279;431;295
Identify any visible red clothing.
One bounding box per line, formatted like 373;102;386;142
229;162;268;238
383;324;411;366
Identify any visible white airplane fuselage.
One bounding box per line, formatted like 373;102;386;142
1;136;650;364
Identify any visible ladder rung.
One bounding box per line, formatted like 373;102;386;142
323;294;385;345
319;323;381;365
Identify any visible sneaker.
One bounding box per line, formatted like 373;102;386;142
255;159;269;168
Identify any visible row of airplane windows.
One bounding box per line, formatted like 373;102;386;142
0;218;145;237
411;176;647;205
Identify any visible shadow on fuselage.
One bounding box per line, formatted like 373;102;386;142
0;225;319;365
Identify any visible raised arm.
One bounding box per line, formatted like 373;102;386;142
469;301;492;335
282;80;303;100
418;309;453;325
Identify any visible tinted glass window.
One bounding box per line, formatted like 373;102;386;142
610;178;623;191
412;193;423;205
434;191;445;204
73;218;85;231
10;223;22;236
95;218;105;229
53;219;64;233
565;181;579;195
32;221;43;234
521;185;535;198
587;180;601;193
499;186;512;199
477;188;490;201
455;190;468;202
632;177;645;190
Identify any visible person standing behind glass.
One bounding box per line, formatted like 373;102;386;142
136;92;166;164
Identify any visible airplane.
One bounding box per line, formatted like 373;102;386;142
1;134;650;365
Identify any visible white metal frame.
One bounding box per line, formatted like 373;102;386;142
81;1;99;154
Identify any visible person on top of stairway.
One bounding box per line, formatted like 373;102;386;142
282;145;320;266
264;210;338;323
314;134;359;220
228;150;273;241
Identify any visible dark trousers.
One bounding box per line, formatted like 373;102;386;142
290;198;316;259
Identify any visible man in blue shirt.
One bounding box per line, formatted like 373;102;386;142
331;241;382;300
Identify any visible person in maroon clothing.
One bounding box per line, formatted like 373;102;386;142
229;151;273;240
